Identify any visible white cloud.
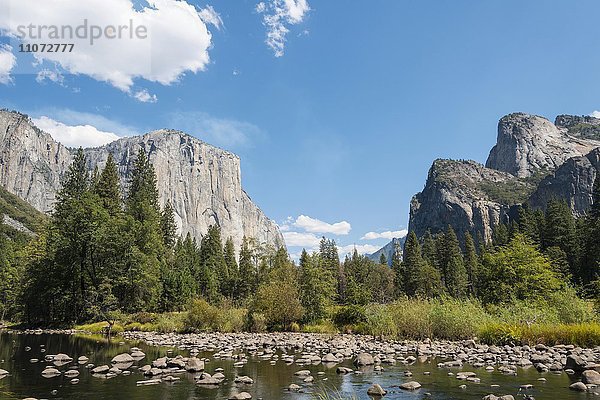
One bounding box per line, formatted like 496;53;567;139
292;215;351;235
0;0;216;91
33;108;140;137
0;44;16;84
32;115;121;148
168;111;264;149
338;244;381;257
282;231;320;247
198;5;223;29
591;111;600;119
361;229;408;240
256;0;310;57
36;69;65;85
133;89;158;103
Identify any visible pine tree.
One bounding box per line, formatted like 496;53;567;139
95;153;122;215
582;171;600;283
237;237;256;301
198;225;226;302
318;237;341;302
401;232;423;296
442;226;468;297
160;200;177;249
379;253;387;265
126;149;160;224
543;199;578;277
299;250;334;322
223;237;238;298
421;230;438;269
464;231;480;295
391;240;403;297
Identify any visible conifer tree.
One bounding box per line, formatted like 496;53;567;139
464;231;480;295
379;253;387;265
95;153;122;215
237;236;256;301
198;225;226;302
442;226;468;297
160;200;177;249
401;232;423;296
223;237;238;298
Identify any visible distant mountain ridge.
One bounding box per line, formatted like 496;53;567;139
0;109;284;250
367;237;405;265
409;112;600;242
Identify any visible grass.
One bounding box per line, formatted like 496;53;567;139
479;323;600;347
311;388;359;400
71;293;600;347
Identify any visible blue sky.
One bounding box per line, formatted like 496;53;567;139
1;0;600;257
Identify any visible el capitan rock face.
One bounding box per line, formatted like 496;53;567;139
409;113;600;242
0;110;284;250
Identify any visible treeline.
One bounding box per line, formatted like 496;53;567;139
1;151;600;332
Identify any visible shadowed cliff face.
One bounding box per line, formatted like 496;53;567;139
409;113;600;242
0;110;284;250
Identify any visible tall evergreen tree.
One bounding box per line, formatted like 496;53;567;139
379;253;387;265
237;237;256;301
401;232;423;296
464;231;480;295
95;153;122;215
223;237;238;298
198;225;226;302
442;226;468;297
160;200;177;249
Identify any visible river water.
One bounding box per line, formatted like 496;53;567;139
0;332;591;400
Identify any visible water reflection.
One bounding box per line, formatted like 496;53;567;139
0;332;590;400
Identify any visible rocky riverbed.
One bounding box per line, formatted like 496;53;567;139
2;330;600;399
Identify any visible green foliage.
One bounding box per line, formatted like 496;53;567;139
184;298;247;333
479;323;600;347
480;234;563;305
299;250;335;322
332;305;366;328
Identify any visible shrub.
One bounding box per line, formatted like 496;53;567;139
479;323;600;347
246;312;267;333
386;299;433;339
184;299;219;332
364;304;398;338
302;320;338;334
332;305;366;327
430;298;489;340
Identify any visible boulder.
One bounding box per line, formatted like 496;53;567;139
367;383;386;396
354;353;375;366
583;370;600;385
185;357;205;372
399;381;421;390
111;353;134;364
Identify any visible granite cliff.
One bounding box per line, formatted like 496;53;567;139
409;113;600;242
0;110;284;250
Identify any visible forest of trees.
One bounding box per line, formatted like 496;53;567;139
1;150;600;330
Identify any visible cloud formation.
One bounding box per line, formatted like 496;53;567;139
361;229;408;240
337;244;381;257
32;115;121;148
0;44;16;84
292;215;351;235
282;231;320;247
256;0;310;57
591;111;600;118
133;89;158;103
0;0;216;92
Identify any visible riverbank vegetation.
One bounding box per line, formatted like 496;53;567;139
2;151;600;346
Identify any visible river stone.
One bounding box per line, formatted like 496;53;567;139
64;370;80;378
367;383;386;396
53;353;73;362
41;367;61;377
77;356;89;364
234;376;254;384
566;355;587;373
91;365;110;374
354;353;374;366
111;353;134;364
288;383;301;391
322;353;338;363
0;369;8;377
399;381;421;390
336;367;353;374
229;392;252;400
583;370;600;384
569;382;588;391
185;357;205;372
294;370;311;377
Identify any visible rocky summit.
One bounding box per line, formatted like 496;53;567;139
0;110;283;250
409;113;600;241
